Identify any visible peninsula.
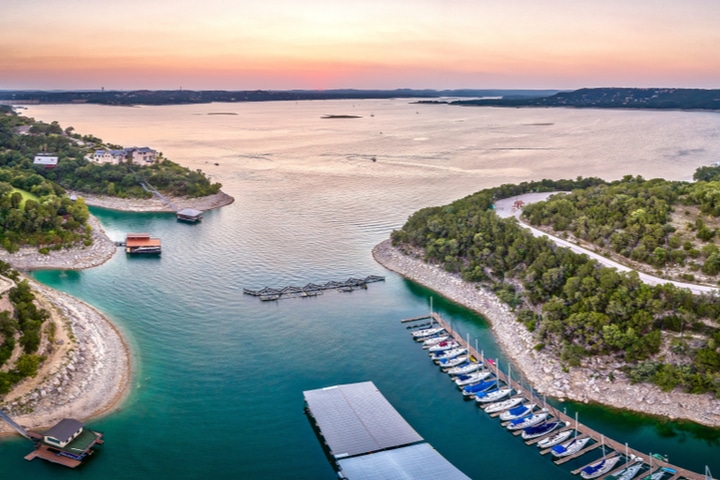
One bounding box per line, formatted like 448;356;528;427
375;174;720;428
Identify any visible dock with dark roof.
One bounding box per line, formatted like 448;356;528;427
304;381;470;479
244;276;384;301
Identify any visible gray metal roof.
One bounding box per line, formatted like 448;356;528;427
44;418;83;442
304;381;423;458
177;208;203;216
337;443;472;480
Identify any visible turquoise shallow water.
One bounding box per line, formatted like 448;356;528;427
1;101;719;478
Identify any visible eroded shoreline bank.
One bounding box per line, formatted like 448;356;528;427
372;239;720;428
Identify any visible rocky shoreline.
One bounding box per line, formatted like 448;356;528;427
71;190;235;213
372;239;720;428
0;190;234;435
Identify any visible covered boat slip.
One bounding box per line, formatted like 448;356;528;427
304;381;470;480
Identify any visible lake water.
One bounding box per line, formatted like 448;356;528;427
1;100;719;478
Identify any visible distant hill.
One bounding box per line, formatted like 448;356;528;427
0;89;559;106
453;87;720;110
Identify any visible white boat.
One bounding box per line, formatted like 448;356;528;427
446;362;483;376
536;429;573;449
475;387;512;403
412;326;445;340
580;456;621;479
438;356;468;369
552;436;591;458
506;412;548;430
483;396;524;414
500;403;537;421
427;340;461;353
431;347;467;362
422;335;450;348
605;461;643;480
454;370;493;387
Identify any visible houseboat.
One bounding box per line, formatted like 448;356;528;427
125;233;161;254
25;418;104;468
176;208;203;223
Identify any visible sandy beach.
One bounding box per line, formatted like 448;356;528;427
372;239;720;428
0;190;234;436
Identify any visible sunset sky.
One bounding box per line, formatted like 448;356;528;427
2;0;719;91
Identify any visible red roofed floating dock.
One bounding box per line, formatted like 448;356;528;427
124;233;161;254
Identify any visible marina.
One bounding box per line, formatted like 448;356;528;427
405;312;716;480
303;381;470;479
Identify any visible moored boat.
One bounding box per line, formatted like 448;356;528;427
536;429;573;449
499;403;536;421
522;420;562;440
454;370;493;387
605;461;643;480
461;379;497;397
507;412;548;431
552;436;591;458
427;340;459;352
446;362;483;376
412;326;445;340
483;396;524;414
580;456;621;479
438;356;469;369
475;387;513;403
431;347;467;362
422;335;450;347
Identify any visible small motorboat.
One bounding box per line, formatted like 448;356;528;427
483;396;524;414
536;429;573;449
499;403;537;421
521;420;561;440
552;436;591;458
507;412;549;431
475;387;513;403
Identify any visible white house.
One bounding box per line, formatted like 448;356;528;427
92;147;158;165
43;418;84;449
33;153;59;168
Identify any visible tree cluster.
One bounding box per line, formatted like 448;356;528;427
391;178;720;396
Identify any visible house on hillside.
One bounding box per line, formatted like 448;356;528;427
33;153;58;169
92;147;157;165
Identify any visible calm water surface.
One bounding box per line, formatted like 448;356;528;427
1;101;718;479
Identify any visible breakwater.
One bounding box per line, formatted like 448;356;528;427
243;276;385;301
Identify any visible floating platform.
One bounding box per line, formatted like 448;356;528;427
124;233;161;254
304;381;470;480
176;208;203;223
244;276;384;301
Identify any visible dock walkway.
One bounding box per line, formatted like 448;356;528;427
405;312;714;480
244;276;384;301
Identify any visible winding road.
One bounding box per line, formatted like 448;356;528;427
493;192;718;295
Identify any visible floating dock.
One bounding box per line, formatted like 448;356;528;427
304;381;470;479
244;276;384;301
403;312;715;480
124;233;161;254
176;208;203;223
